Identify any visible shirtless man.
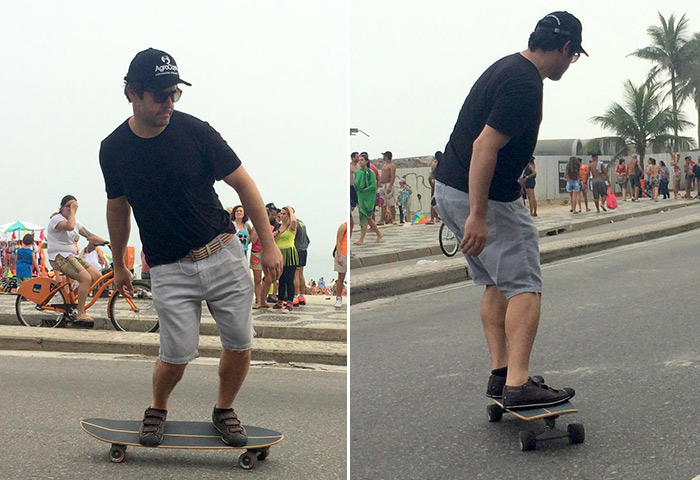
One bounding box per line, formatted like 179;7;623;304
378;151;397;225
578;159;590;212
589;153;607;213
646;158;660;201
627;154;642;201
350;152;360;237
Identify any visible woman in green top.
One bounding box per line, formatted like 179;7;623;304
353;155;383;245
273;206;299;312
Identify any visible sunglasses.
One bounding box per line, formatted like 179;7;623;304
147;88;182;103
570;52;580;64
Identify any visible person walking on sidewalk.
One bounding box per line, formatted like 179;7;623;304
578;159;590;212
100;48;283;448
615;158;628;201
670;153;682;199
646;158;660;202
590;153;608;212
565;156;582;214
520;157;537;216
433;12;583;410
333;222;347;308
683;155;695;199
353;154;383;245
627;154;642;202
659;160;670;199
273;206;299;312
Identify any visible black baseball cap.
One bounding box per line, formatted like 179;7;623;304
381;151;393;160
265;203;279;212
125;48;192;90
535;11;588;56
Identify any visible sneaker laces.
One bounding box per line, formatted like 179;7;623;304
530;376;560;392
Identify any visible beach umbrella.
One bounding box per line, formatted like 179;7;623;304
0;221;44;241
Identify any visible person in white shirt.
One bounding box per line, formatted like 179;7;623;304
47;195;106;328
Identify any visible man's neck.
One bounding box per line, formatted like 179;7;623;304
128;116;167;139
519;50;553;81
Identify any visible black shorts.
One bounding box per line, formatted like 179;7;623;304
297;249;307;267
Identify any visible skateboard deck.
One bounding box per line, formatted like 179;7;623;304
81;418;283;469
487;400;584;451
491;399;578;421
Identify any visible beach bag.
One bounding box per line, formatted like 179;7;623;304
606;186;618;210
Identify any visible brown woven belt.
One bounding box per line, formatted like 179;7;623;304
184;233;235;261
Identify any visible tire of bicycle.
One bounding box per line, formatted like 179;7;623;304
15;288;68;328
439;222;459;257
108;280;159;333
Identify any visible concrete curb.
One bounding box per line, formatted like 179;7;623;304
0;326;347;366
350;216;700;304
350;201;694;269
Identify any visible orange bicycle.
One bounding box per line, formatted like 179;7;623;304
14;244;158;333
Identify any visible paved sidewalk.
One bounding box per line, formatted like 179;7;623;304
350;196;699;268
351;198;700;303
0;295;347;365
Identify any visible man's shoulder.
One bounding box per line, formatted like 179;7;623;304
101;118;131;146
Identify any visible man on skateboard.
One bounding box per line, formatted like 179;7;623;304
434;12;585;410
100;48;283;446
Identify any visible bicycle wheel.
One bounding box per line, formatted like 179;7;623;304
439;222;459;257
16;288;69;328
108;281;159;333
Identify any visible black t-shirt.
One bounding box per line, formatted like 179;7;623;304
434;53;543;202
99;110;240;266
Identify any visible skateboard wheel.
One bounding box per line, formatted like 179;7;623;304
518;431;536;452
239;451;256;470
256;447;270;461
487;404;503;423
567;423;585;444
109;445;126;463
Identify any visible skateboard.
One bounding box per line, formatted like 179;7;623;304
80;418;283;470
487;399;584;451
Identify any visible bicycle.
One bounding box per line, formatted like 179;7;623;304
438;222;458;257
14;243;158;333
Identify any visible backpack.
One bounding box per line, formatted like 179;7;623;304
294;220;311;251
692;164;700;178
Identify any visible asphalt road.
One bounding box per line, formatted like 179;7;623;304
351;230;700;480
0;353;346;479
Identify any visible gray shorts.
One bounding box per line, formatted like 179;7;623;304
334;253;347;273
149;238;254;364
434;181;542;299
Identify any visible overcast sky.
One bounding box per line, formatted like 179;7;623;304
1;1;347;281
350;0;700;159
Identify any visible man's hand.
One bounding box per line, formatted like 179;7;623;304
113;265;134;299
460;214;488;257
261;246;284;282
337;253;344;266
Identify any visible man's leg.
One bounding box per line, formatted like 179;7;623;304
503;292;541;387
216;349;251;409
151;359;187;410
480;285;509;370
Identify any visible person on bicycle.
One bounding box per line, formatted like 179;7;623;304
47;195;107;328
100;48;283;448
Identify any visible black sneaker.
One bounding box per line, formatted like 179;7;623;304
486;374;506;399
502;377;574;410
138;407;167;446
212;407;247;446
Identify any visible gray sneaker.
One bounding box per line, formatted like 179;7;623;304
502;377;574;410
138;407;167;446
212;407;247;446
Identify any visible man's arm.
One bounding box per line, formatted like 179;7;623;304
461;125;510;257
223;166;283;281
106;197;133;297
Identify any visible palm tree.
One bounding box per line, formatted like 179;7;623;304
676;33;700;145
588;80;695;162
629;12;692;149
